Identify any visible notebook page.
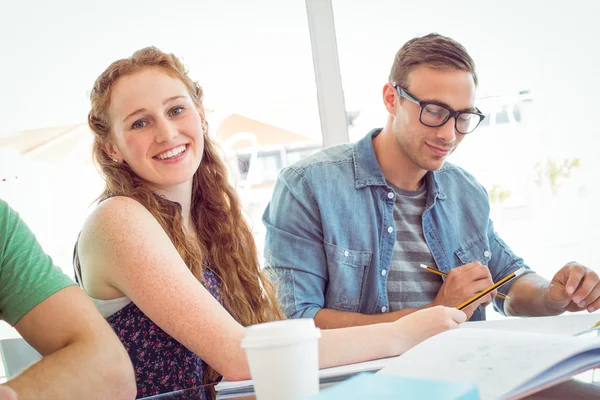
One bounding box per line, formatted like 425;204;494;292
378;328;600;400
506;348;600;398
460;313;600;336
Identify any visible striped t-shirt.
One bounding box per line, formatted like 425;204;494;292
386;182;443;312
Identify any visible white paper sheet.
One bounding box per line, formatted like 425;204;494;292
460;313;600;336
378;328;600;400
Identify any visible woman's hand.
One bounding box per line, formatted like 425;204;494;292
390;306;466;354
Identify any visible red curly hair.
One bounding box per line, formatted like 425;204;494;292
85;46;284;382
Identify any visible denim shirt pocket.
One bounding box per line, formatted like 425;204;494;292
454;233;492;267
324;241;372;312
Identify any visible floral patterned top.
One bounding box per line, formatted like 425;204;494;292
106;268;223;399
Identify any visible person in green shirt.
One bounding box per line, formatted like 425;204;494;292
0;198;136;399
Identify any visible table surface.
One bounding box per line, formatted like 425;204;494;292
142;377;600;400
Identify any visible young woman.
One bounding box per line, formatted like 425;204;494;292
75;47;466;398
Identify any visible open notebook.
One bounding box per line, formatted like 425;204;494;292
378;323;600;400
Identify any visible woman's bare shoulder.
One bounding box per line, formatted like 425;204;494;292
79;196;165;257
84;196;153;229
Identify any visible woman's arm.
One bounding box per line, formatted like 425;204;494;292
78;197;465;381
319;306;465;368
78;196;248;380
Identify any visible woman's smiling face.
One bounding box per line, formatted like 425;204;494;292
104;67;205;189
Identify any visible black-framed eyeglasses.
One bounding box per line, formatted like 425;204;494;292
393;85;485;134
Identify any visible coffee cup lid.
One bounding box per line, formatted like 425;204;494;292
241;319;321;349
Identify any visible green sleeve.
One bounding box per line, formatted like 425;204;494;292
0;199;76;326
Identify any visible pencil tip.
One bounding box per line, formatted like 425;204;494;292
419;264;427;269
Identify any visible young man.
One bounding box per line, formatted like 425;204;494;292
0;198;136;399
263;33;600;328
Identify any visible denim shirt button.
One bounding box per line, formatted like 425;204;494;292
381;269;387;276
381;306;387;313
387;226;393;233
344;250;349;257
484;250;491;258
387;192;394;199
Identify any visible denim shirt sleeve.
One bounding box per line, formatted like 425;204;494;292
262;167;326;319
486;219;534;315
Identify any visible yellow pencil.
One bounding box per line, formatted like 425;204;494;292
419;264;510;300
575;320;600;336
456;267;526;310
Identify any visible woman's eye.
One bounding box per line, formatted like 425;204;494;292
170;106;184;116
131;120;146;130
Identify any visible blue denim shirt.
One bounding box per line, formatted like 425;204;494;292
263;129;531;321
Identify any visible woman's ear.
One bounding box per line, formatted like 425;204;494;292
101;142;121;163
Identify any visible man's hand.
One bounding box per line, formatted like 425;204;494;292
431;262;497;318
547;262;600;313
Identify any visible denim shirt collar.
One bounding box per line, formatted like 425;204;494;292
352;128;447;207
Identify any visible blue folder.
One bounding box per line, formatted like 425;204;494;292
306;372;479;400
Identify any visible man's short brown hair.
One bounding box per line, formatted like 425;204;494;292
389;33;478;88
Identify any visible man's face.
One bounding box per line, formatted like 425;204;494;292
390;65;477;172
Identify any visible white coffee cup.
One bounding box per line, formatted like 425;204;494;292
241;319;321;400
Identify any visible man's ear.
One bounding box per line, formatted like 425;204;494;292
382;83;397;116
100;142;121;162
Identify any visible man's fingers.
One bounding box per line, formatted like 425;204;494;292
565;265;586;295
452;262;488;275
481;289;498;307
462;263;493;282
454;262;482;272
579;280;600;309
478;293;493;308
469;278;495;294
573;271;599;305
462;293;493;316
586;296;600;313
